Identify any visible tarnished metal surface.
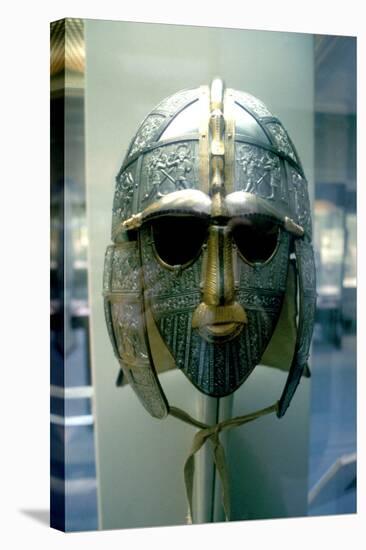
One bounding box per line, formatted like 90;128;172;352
278;238;316;417
103;242;168;418
104;78;316;415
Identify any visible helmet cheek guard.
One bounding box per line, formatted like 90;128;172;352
103;79;316;419
103;242;169;418
277;237;316;417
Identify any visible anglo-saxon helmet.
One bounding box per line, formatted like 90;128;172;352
103;78;316;421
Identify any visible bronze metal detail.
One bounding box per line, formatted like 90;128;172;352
224;88;236;195
198;85;210;195
192;224;247;343
201;225;235;306
121;213;142;231
209;78;227;219
119;189;211;237
284;216;304;237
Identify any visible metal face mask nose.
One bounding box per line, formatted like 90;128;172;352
192;223;247;343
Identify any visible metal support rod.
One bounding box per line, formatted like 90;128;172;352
193;393;234;523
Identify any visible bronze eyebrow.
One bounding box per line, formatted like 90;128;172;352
225;192;304;237
119;189;211;232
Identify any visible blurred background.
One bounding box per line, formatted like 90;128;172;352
50;20;356;530
308;35;356;516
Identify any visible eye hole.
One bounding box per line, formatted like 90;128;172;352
232;217;279;264
151;216;208;268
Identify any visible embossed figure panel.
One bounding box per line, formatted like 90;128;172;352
110;244;140;293
128;114;166;158
140;141;199;208
103;239;168;418
235;143;286;204
110;300;148;367
112;160;138;238
287;164;312;237
110;296;168;418
266;122;297;162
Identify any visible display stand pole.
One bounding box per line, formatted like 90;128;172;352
193;394;234;523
